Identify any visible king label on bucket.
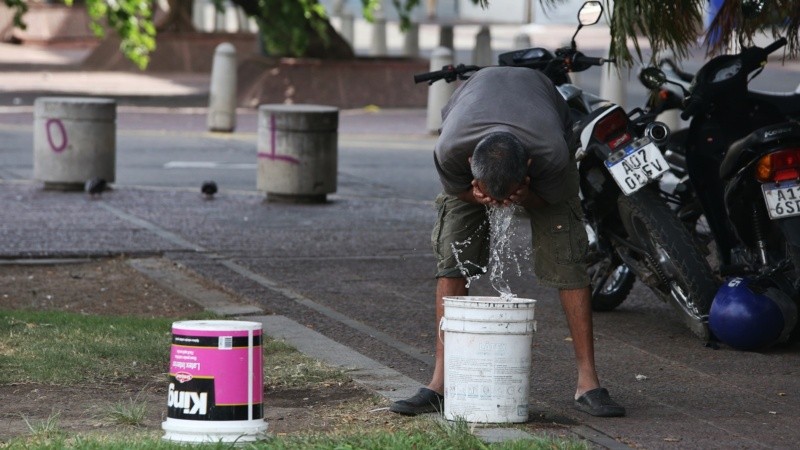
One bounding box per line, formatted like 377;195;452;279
168;383;209;416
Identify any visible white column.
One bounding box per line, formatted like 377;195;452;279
403;22;420;57
512;32;531;49
370;10;388;56
472;26;492;66
599;46;625;108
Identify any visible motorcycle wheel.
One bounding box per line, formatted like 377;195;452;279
588;254;636;311
617;189;717;340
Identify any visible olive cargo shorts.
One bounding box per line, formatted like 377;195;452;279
431;184;590;290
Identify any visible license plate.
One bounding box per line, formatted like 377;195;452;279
604;138;670;195
762;180;800;219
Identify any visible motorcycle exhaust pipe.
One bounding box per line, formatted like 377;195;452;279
644;121;670;144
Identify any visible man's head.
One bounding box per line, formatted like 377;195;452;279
470;131;528;201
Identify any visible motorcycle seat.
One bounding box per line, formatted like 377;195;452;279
571;104;615;137
721;121;800;180
749;90;800;117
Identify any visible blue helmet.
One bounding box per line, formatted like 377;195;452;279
709;277;797;351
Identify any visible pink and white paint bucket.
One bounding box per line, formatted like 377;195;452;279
161;320;268;443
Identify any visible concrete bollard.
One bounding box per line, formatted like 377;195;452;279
426;47;456;134
33;97;116;191
257;104;339;203
208;43;238;132
370;11;388;56
403;22;420;57
512;32;531;49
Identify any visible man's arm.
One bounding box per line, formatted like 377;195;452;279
456;189;479;204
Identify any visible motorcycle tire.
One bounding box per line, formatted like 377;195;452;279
617;189;717;340
588;255;636;312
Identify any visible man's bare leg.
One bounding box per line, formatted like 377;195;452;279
559;286;600;399
389;276;467;415
427;276;468;393
561;286;625;417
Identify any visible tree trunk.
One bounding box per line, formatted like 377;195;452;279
301;19;355;59
229;0;354;59
155;0;196;32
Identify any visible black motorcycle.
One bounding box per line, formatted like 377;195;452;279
639;39;800;343
415;1;717;339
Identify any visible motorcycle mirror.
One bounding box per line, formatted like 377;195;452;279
742;0;766;18
639;67;667;90
571;1;603;49
577;1;603;26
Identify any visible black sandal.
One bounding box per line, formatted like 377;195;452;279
389;388;444;416
574;387;626;417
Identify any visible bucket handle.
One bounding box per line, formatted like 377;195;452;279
438;317;446;344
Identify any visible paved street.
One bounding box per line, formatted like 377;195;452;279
2;17;800;449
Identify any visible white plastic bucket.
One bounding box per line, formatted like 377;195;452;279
441;296;536;423
162;320;268;443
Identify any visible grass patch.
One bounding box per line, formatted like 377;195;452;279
0;310;339;387
3;418;589;450
263;339;349;388
21;411;64;441
106;397;149;427
0;310;176;384
0;311;172;385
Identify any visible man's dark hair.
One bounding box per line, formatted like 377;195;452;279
470;131;528;200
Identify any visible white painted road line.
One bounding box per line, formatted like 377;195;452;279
163;161;257;169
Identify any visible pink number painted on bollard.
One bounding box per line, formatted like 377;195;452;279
46;119;68;153
256;114;300;164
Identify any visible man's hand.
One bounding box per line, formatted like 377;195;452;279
457;175;544;209
471;180;502;207
503;177;530;207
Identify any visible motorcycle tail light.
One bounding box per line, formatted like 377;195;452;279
756;148;800;182
593;109;631;149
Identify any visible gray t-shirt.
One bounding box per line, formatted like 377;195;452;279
434;66;574;204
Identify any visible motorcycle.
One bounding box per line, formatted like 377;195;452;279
414;1;717;339
639;40;800;346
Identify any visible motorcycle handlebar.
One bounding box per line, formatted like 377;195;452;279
413;53;609;86
764;37;787;55
413;64;481;84
667;37;785;121
573;55;608;67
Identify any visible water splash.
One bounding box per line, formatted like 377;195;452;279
451;221;488;289
488;206;516;299
451;205;532;299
